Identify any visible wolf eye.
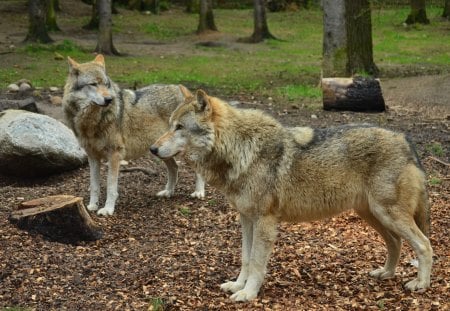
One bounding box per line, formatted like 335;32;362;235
89;82;98;87
175;124;183;130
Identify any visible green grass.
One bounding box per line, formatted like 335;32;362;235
1;6;449;97
178;206;191;217
426;142;445;157
428;176;442;186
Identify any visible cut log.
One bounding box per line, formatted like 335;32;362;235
10;195;103;242
322;77;385;112
0;97;38;113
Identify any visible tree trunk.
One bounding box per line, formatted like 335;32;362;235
197;0;218;34
46;0;61;31
95;0;120;55
443;0;450;19
83;0;99;30
322;0;378;77
346;0;378;76
405;0;430;25
248;0;276;42
25;0;53;43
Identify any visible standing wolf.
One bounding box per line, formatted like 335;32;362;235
62;55;205;216
151;89;432;301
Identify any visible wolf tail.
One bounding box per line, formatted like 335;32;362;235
414;189;431;238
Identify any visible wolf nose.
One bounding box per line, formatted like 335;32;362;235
104;96;113;104
150;146;158;155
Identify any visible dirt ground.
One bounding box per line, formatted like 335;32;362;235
0;1;449;310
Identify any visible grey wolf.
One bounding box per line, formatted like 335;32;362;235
150;89;432;301
62;55;205;216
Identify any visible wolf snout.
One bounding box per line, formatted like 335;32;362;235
150;146;159;156
104;96;113;105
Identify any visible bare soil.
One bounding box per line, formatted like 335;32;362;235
0;1;449;310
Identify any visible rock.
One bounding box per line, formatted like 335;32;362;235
16;79;33;88
19;83;32;92
49;86;59;92
7;84;19;92
0;110;87;177
311;114;318;119
0;98;38;113
50;95;63;106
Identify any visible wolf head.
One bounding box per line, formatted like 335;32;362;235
150;89;215;162
64;54;117;108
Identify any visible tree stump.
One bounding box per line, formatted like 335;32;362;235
10;195;103;242
322;77;385;112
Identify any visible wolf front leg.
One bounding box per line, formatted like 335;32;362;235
98;151;121;216
87;157;101;211
191;173;205;199
230;214;278;302
221;214;253;294
156;158;178;197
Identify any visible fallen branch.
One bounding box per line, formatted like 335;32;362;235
428;156;450;167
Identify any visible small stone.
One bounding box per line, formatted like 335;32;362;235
228;101;240;107
16;79;32;87
120;160;129;166
19;83;32;92
49;86;59;92
50;95;63;106
268;97;273;101
7;84;19;92
311;114;318;119
291;104;299;109
54;52;64;60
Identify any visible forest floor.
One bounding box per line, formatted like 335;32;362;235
0;1;449;310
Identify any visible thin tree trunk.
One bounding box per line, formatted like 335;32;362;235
322;0;346;76
46;0;61;31
25;0;53;43
197;0;217;33
83;0;99;30
248;0;276;42
443;0;450;19
95;0;120;55
405;0;430;25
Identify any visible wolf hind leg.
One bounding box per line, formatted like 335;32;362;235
98;151;121;216
369;199;432;291
87;157;101;211
157;158;178;197
221;214;253;294
356;207;401;280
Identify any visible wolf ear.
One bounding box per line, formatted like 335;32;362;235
179;85;193;99
195;89;212;115
94;54;105;67
67;57;79;75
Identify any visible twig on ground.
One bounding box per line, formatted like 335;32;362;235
120;167;157;176
428;156;450;167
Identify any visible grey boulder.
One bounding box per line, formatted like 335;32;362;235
0;110;87;177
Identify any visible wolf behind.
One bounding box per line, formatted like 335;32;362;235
62;55;205;216
151;90;432;301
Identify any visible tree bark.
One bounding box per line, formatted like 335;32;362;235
443;0;450;19
247;0;276;42
83;0;99;30
95;0;120;55
46;0;61;31
322;0;378;77
405;0;430;25
25;0;53;43
197;0;218;34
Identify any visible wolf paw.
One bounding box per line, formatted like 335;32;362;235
97;207;114;216
190;190;205;199
220;281;245;294
87;203;99;211
369;268;395;280
405;278;430;291
230;289;258;302
157;189;173;198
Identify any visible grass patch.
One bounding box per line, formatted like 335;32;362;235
426;142;444;157
178;206;191;217
277;84;321;101
0;6;449;95
148;297;166;311
428;176;442;186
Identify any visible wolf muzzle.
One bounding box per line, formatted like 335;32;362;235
93;96;113;107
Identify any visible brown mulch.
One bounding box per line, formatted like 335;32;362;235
0;93;449;310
